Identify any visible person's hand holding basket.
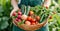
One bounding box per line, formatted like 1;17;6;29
10;5;50;31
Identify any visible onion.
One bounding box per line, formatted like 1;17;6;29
21;15;27;20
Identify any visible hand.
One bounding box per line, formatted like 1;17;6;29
43;0;51;8
10;8;21;17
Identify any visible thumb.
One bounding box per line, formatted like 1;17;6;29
10;9;17;17
10;9;21;17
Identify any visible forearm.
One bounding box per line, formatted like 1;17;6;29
43;0;51;7
11;0;19;9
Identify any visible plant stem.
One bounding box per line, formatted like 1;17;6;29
40;14;45;23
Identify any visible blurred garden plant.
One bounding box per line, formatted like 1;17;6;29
0;0;13;31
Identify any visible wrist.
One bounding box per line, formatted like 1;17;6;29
13;8;21;11
14;7;19;9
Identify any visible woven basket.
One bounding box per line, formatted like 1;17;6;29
12;5;49;31
13;18;48;31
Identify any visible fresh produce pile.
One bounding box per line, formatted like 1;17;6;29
12;10;40;25
11;5;50;30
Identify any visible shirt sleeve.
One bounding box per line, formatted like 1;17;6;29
18;0;21;4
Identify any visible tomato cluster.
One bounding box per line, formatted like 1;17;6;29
25;11;40;25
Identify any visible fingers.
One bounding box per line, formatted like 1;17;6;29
10;9;21;17
10;9;16;17
43;0;51;7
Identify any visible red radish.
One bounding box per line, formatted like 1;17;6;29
15;18;21;23
36;16;40;21
31;21;36;25
12;12;17;16
17;15;21;19
18;12;22;15
29;11;34;16
21;15;27;20
25;21;31;25
31;18;36;22
16;18;19;21
17;19;21;22
27;16;32;21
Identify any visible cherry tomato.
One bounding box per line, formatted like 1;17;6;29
29;11;34;16
36;16;40;21
31;21;36;25
35;21;39;24
31;18;36;22
27;16;32;21
25;21;31;25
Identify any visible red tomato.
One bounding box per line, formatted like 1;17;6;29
31;21;36;25
31;18;36;22
27;16;32;21
29;11;34;16
12;12;17;16
25;21;31;25
35;21;39;24
36;16;40;21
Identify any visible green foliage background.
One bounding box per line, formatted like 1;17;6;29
0;0;60;31
0;0;13;31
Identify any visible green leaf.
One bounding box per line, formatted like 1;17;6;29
0;18;1;22
0;13;3;17
0;21;9;29
40;14;45;23
2;17;9;21
0;6;4;13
